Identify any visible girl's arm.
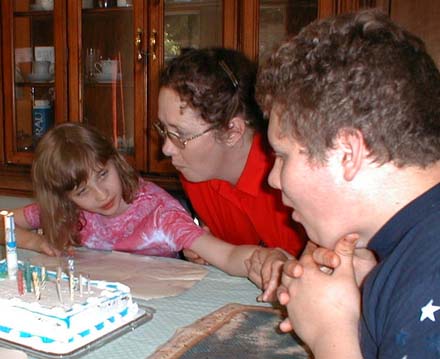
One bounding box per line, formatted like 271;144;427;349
189;234;289;287
189;233;255;276
1;207;57;256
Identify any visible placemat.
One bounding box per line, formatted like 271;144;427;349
149;303;312;359
25;249;208;301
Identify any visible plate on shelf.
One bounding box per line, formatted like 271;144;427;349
30;4;53;11
95;73;121;83
27;73;54;83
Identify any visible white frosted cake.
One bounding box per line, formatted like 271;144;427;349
0;259;142;355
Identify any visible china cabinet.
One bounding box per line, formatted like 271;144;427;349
1;0;374;196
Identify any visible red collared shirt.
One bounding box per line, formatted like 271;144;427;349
181;132;305;256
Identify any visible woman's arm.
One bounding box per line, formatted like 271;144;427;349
189;233;289;292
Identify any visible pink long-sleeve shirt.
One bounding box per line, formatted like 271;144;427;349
23;180;204;257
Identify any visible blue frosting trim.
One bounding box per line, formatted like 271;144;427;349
95;322;104;330
79;329;91;337
120;308;128;317
0;325;12;333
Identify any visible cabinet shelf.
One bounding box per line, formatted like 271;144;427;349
14;11;53;17
82;7;132;14
16;82;54;87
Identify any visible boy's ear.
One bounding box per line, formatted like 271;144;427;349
225;116;246;146
336;129;367;181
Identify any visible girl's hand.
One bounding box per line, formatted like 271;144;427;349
35;235;60;257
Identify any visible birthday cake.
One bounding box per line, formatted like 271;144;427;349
0;259;142;355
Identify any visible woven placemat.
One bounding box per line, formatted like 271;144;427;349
149;303;312;359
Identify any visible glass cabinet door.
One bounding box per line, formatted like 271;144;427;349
164;0;223;61
147;0;224;175
259;0;318;63
81;0;135;157
3;0;60;164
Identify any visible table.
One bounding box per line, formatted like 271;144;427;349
0;248;268;359
85;266;266;359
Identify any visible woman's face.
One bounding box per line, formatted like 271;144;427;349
157;87;227;182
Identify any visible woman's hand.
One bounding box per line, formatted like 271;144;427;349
245;247;290;302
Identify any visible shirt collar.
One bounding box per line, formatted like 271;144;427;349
368;183;440;261
235;132;272;196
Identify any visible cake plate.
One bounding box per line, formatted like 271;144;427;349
0;304;155;359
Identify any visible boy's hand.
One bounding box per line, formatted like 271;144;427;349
277;234;376;334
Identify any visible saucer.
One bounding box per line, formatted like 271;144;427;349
95;73;121;83
30;4;53;11
27;73;54;82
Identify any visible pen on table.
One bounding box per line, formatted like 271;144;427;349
1;210;18;280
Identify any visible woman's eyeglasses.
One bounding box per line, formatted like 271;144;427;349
154;121;217;149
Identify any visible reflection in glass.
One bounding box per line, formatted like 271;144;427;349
164;0;222;62
82;7;135;155
259;0;318;63
13;1;55;152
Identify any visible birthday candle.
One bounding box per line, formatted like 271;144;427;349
56;266;63;304
17;269;24;296
24;262;33;293
69;271;75;302
79;274;84;297
40;266;47;290
32;271;41;300
2;211;18;280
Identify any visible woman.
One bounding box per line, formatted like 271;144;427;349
157;47;305;262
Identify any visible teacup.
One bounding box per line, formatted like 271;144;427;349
94;59;118;76
32;61;51;75
36;0;54;10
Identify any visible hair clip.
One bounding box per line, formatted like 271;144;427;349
219;60;239;88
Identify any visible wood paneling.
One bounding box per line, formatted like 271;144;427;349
390;0;440;69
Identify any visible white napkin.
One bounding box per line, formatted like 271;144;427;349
0;348;28;359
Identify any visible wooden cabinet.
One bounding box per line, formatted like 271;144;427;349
0;0;370;196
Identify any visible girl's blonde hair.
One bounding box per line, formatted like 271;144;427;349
32;123;139;251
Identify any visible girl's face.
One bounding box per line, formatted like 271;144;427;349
68;161;129;217
157;87;228;182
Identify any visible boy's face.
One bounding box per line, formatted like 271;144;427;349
267;105;349;249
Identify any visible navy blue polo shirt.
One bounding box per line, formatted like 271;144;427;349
361;183;440;358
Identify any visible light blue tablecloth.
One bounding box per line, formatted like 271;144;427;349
1;248;267;359
85;266;266;359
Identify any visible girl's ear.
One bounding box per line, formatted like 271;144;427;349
336;128;367;181
225;116;246;146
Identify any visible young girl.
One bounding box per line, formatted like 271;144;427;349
13;123;288;292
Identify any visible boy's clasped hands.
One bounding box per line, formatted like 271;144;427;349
245;234;377;348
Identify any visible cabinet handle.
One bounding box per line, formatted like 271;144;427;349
136;28;144;62
150;29;157;61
